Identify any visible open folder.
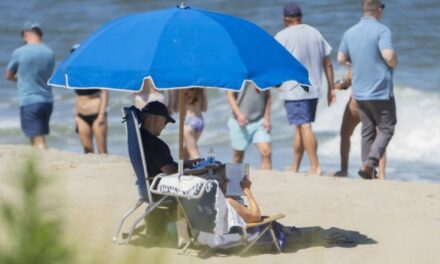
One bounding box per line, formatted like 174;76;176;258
225;163;249;197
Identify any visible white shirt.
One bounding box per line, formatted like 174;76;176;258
275;24;332;100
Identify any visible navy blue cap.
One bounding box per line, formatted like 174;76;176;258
283;3;302;17
141;101;175;123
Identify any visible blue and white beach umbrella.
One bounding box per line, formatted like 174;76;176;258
49;5;309;91
49;4;310;164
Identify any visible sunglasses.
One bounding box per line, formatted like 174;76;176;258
380;4;386;9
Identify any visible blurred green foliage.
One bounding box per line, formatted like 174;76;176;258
0;157;73;264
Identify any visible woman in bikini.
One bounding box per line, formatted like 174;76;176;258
183;88;207;159
75;89;109;154
70;44;108;154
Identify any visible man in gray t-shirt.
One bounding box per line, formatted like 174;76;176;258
227;83;272;169
275;3;335;175
5;22;55;149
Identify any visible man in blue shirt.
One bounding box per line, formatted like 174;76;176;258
337;0;398;179
5;22;55;149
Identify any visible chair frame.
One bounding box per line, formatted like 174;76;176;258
112;106;169;244
150;175;285;256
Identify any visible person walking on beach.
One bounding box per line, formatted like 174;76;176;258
338;0;397;179
182;88;207;160
275;3;335;175
5;22;55;149
71;45;109;154
332;69;386;179
227;84;272;169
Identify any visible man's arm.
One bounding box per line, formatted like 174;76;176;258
323;56;336;106
381;49;398;68
201;89;208;112
262;90;271;131
160;163;178;174
226;177;261;223
5;70;17;81
337;51;351;66
226;90;248;127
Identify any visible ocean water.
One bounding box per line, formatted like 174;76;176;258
0;0;439;182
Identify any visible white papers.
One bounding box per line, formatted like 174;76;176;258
225;163;249;197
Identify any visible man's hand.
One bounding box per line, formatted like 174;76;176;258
237;113;248;128
5;70;17;81
327;88;336;106
263;118;271;132
241;176;252;190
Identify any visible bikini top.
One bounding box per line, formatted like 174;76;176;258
74;89;100;96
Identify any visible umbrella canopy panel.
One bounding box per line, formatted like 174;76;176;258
49;6;310;91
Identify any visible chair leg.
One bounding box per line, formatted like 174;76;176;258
269;226;282;253
125;196;169;244
238;225;270;256
113;199;144;243
178;238;194;255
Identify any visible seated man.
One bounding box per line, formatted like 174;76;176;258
139;100;204;177
139;101;178;177
138;101;207;241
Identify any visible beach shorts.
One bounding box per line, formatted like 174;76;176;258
20;102;53;137
284;98;318;125
228;117;271;151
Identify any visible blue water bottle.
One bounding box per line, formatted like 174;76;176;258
207;147;215;164
278;229;286;251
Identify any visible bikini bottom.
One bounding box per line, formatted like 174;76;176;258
78;113;99;127
75;112;105;133
184;115;204;132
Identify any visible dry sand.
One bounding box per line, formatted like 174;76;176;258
0;144;439;264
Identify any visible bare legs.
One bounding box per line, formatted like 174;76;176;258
290;123;321;175
334;97;387;179
76;115;108;154
256;142;272;170
30;136;47;149
93;115;108;154
183;126;202;159
335;98;360;176
232;142;272;170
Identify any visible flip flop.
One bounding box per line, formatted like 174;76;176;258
283;226;301;237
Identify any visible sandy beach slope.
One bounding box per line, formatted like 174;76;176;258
0;144;439;264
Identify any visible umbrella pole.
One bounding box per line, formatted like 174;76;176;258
178;89;185;174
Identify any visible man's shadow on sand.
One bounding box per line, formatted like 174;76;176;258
124;225;376;258
282;226;377;253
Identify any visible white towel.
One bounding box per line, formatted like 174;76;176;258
155;174;206;197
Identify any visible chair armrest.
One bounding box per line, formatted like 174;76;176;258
246;214;285;228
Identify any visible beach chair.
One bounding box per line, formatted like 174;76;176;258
150;174;285;256
112;105;169;244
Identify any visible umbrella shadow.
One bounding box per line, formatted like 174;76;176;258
283;226;377;253
121;224;180;249
122;225;376;258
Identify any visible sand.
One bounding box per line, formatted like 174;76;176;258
0;144;439;264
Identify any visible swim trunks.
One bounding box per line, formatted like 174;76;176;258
20;102;53;137
284;99;318;125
